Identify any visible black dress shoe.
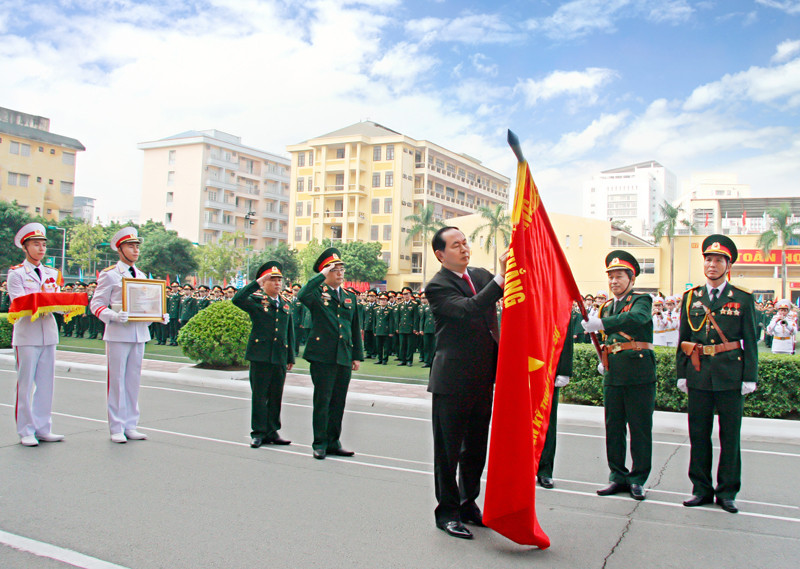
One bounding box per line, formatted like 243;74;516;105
397;362;406;366
597;482;630;496
421;363;431;368
630;484;646;501
313;449;326;459
436;520;473;540
537;476;554;489
716;497;738;513
265;437;291;445
460;507;486;527
250;437;263;448
683;495;713;507
328;447;355;457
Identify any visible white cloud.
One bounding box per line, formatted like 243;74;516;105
684;57;800;110
370;42;438;90
470;53;498;76
773;39;800;62
756;0;800;15
517;67;618;106
647;1;694;23
405;14;523;44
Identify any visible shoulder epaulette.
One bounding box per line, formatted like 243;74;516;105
682;285;703;297
730;283;752;294
10;263;23;270
602;299;613;308
102;265;116;272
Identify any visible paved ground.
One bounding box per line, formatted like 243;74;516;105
0;351;798;569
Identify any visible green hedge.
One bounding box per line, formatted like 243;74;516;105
177;301;251;368
0;314;12;349
563;344;800;419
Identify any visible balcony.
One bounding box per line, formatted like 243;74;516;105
206;178;237;191
203;220;236;231
207;154;238;169
262;185;289;199
262;228;286;239
313;184;368;196
204;199;239;212
236;184;260;196
324;211;344;219
411;266;422;274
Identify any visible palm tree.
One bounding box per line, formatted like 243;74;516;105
757;203;800;299
405;203;445;287
652;201;696;295
469;204;512;275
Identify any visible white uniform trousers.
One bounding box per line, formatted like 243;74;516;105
106;341;145;434
15;345;56;437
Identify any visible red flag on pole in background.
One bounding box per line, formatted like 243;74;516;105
166;274;171;287
483;131;583;548
742;210;747;228
704;212;709;228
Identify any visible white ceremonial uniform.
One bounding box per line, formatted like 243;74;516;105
766;315;796;354
652;311;669;346
90;261;151;434
8;260;60;437
663;309;680;347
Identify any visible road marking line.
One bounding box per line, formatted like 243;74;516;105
0;529;130;569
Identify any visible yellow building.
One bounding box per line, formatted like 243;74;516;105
444;212;800;302
138;130;290;249
287;121;510;290
0;107;85;220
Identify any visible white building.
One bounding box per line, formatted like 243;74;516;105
72;196;96;224
582;160;677;238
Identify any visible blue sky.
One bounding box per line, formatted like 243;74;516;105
1;0;799;220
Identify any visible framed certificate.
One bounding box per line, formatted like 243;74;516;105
122;278;166;322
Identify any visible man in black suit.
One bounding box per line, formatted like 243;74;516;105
425;226;505;540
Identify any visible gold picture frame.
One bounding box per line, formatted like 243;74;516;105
122;278;166;322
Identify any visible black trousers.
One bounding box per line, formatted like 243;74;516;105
431;385;493;524
422;333;435;365
309;361;351;452
363;331;375;356
537;387;560;478
375;335;389;363
398;333;414;363
603;382;655;485
249;361;287;439
687;388;743;500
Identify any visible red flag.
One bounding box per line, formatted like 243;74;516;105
742;210;747;227
166;274;171;287
483;133;582;548
704;213;709;228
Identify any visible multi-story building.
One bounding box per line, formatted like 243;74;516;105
0;107;85;220
287;121;510;290
138;130;290;249
73;196;96;224
582;160;677;238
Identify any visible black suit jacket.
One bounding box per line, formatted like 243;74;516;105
425;266;503;395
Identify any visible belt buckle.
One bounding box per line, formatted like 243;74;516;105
610;344;623;354
702;345;716;356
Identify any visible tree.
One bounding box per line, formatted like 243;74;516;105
0;200;33;273
251;242;300;283
469;204;512;274
67;223;106;275
611;219;633;233
652;201;698;296
297;238;325;282
404;203;445;287
338;241;387;283
757;203;800;299
138;230;198;279
197;231;248;284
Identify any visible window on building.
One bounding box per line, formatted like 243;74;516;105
335;147;345;159
578;235;583;247
457;191;465;201
204;232;213;244
10;141;18;154
297;178;304;192
373;146;382;161
308;151;314;166
334;174;344;188
385;172;393;187
467;172;476;182
637;258;655;274
386;145;394;160
372;198;380;214
208;190;217;201
381;252;391;265
63;152;75;165
446;163;455;174
435;183;443;193
49;179;54;185
167;171;175;185
166;212;173;223
305;227;310;240
265;221;274;231
372;173;380;187
295;227;303;241
384;198;392;214
383;225;392;240
565;235;570;247
467;194;474;204
166;191;173;204
435;158;445;169
298;153;305;167
445;187;455;198
168;150;175;165
296;202;304;216
458;168;465;177
371;225;379;240
60;181;73;194
306;202;312;216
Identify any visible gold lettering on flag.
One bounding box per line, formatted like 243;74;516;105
504;247;526;307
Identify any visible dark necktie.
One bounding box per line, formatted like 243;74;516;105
129;266;136;278
710;288;718;303
461;273;476;295
34;267;41;281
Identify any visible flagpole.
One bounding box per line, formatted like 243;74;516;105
507;129;604;363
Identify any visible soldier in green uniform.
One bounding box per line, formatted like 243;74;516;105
418;291;436;368
233;261;295;448
1;280;11;312
290;283;307;356
396;287;418;366
362;290;376;359
196;285;211;312
60;283;75;336
224;285;236;300
73;282;89;338
372;293;392;364
677;235;758;514
387;291;399;357
178;284;197;329
762;301;775;348
537;313;575;489
298;248;363;459
165;283;181;346
582;250;655;501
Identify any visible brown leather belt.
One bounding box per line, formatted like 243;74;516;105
601;341;654;369
680;341;741;372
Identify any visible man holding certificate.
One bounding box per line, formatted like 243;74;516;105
91;227;169;443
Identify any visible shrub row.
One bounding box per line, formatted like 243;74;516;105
563;344;800;419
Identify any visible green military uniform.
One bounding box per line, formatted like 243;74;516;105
396;293;419;365
290;293;307;356
233;266;295;444
166;290;181;345
537;319;575;483
179;290;197;326
677;235;758;506
373;297;392;364
595;251;656;491
362;295;376;358
418;301;436;367
762;306;775;347
0;288;11;312
298;248;364;456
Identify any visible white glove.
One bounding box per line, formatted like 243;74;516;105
554;375;570;388
581;315;604;333
741;382;757;395
597;362;605;375
162;313;170;325
111;310;129;323
677;378;688;393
